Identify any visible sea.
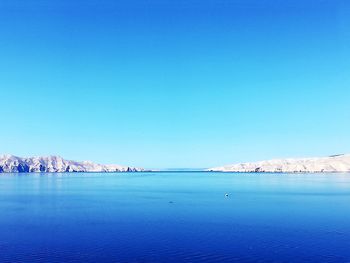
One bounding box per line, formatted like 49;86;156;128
1;172;350;262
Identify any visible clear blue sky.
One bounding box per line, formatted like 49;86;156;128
0;0;349;169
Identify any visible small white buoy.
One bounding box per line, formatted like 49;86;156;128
225;193;229;197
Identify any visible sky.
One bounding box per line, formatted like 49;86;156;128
0;0;349;169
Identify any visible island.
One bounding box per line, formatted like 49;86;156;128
0;154;145;173
207;154;350;173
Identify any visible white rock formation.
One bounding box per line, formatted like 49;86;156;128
0;154;145;173
207;154;350;173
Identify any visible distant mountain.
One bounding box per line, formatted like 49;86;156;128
0;155;145;173
207;154;350;173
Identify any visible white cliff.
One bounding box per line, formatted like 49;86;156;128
207;154;350;173
0;154;145;173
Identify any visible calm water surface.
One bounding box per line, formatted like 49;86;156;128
0;172;350;262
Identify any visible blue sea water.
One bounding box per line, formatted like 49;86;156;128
0;172;350;262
